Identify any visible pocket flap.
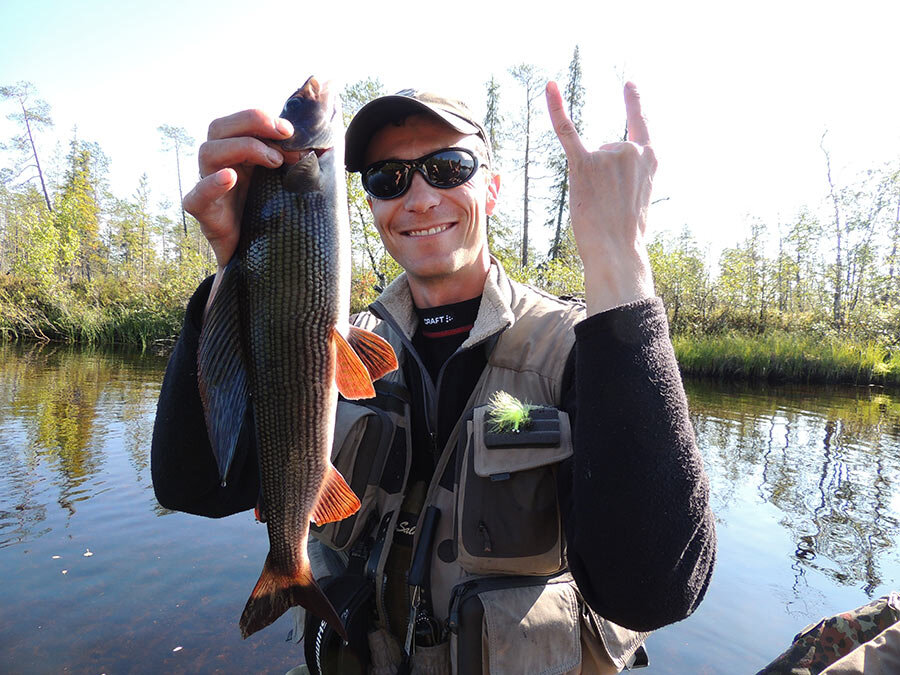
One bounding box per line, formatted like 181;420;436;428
480;581;581;675
472;406;573;478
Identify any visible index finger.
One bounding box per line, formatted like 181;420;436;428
624;82;651;146
545;81;586;159
207;108;294;142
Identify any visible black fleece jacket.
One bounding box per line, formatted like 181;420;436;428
151;276;716;632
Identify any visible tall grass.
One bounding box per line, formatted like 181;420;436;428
0;276;188;349
673;331;900;387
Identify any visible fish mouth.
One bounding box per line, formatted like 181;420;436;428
283;147;331;159
281;146;331;167
403;222;454;238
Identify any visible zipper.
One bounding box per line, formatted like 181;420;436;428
370;302;440;441
370;301;500;456
446;572;569;634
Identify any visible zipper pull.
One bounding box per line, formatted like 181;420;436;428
478;520;492;553
447;580;474;634
429;431;439;454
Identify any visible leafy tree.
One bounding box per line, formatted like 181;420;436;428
717;220;771;328
784;208;824;314
55;135;110;282
2;183;58;289
880;165;900;305
107;174;156;282
340;78;402;302
487;210;522;273
649;228;710;333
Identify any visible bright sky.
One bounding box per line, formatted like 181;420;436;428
1;0;898;261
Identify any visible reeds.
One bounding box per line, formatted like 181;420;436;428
673;331;900;386
0;276;185;349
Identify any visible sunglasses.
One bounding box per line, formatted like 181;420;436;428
361;147;483;200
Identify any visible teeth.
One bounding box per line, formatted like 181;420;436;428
407;224;449;237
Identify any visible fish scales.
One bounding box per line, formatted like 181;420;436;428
196;77;397;641
242;181;338;576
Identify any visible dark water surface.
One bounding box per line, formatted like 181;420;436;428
1;344;899;673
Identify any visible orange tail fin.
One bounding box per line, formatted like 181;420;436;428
239;554;347;641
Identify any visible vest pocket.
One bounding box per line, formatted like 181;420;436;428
448;574;581;675
447;574;648;675
455;405;573;575
311;401;395;550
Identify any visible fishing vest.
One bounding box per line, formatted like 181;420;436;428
311;260;649;674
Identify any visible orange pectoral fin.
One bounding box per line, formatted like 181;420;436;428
346;325;399;381
311;464;361;526
333;327;376;399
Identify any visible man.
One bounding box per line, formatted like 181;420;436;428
152;80;716;673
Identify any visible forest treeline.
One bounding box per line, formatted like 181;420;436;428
2;50;899;384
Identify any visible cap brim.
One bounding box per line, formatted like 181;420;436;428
345;96;480;172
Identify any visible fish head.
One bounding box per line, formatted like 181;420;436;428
280;77;337;153
279;77;343;195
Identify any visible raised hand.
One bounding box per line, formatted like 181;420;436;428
182;110;295;271
546;81;657;316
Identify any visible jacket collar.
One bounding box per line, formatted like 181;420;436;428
372;257;516;348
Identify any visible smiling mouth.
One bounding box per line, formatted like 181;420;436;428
405;224;452;237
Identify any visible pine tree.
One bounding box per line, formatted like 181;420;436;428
483;75;506;247
509;64;545;268
0;81;54;213
157;125;195;236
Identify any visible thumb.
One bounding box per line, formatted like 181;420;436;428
546;81;585;160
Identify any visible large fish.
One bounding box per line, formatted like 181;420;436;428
197;77;397;640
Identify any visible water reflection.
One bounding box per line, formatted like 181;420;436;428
1;348;899;673
0;343;164;547
687;381;900;598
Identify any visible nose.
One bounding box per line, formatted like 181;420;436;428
402;170;441;213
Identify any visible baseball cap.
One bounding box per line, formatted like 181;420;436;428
344;89;491;172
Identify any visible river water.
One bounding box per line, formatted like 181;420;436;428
1;343;899;674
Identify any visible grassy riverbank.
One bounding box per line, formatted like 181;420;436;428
673;331;900;387
0;276;188;349
3;276;899;388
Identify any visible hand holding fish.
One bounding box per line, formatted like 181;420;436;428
545;81;657;317
183;110;297;271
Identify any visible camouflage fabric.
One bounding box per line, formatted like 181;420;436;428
757;592;900;675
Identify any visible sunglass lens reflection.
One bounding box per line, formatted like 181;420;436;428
426;151;477;187
365;161;408;199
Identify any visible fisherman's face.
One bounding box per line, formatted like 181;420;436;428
364;115;499;293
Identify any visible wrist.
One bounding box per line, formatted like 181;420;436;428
582;250;655;316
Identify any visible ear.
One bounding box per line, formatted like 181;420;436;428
366;196;373;210
485;171;501;216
